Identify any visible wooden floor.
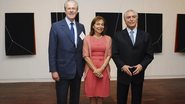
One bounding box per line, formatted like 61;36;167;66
0;78;185;104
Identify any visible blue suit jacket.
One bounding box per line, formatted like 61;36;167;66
49;19;85;79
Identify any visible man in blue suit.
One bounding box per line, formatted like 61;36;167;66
112;9;154;104
48;0;85;104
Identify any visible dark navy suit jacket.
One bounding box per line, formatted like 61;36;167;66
49;19;85;79
112;28;154;84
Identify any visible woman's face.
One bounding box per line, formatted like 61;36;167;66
93;19;104;34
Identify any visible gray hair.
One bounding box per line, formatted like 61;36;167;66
124;9;138;20
64;0;78;11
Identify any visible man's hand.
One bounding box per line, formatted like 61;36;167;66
133;64;143;75
51;72;60;81
121;65;132;76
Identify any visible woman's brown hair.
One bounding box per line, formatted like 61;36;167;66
89;16;106;36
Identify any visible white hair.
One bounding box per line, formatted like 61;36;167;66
124;9;138;19
64;0;78;11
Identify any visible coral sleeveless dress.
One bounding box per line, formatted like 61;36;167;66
84;36;110;97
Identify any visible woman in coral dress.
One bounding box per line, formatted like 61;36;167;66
83;16;112;104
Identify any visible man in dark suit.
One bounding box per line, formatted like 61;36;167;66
112;9;154;104
48;0;85;104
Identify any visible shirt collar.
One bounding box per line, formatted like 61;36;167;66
65;17;76;26
127;27;137;34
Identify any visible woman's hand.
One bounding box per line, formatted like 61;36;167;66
93;69;103;78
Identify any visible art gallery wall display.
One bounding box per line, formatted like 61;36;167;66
5;13;36;55
4;12;164;55
138;13;163;53
175;14;185;52
96;12;122;38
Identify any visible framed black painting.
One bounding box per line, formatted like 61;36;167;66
175;14;185;52
138;13;163;53
5;13;36;55
96;12;122;38
51;12;79;24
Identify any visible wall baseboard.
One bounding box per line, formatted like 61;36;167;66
145;75;185;79
0;75;185;83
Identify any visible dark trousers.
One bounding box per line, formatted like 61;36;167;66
55;74;81;104
117;81;143;104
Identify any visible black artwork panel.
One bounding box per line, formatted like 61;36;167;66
96;12;122;38
138;13;162;53
175;14;185;52
5;13;36;55
51;12;79;24
138;13;146;30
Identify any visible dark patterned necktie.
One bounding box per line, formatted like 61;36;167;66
70;22;75;42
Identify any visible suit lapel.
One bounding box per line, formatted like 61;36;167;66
61;20;75;44
76;23;83;48
134;30;142;46
76;23;80;44
124;29;134;46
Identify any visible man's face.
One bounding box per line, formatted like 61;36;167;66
65;1;78;22
124;11;138;29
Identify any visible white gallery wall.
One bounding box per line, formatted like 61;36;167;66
0;0;185;82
